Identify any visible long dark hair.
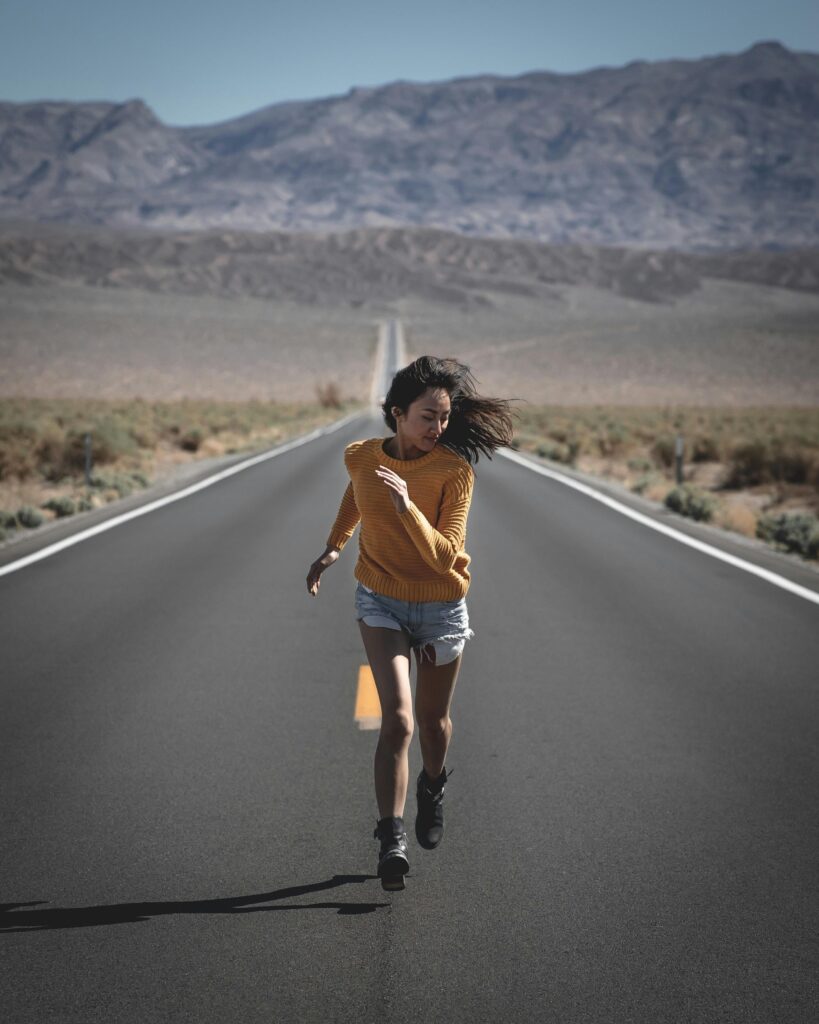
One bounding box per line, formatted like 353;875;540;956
382;355;520;465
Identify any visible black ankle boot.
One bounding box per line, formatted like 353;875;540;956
373;816;410;890
415;767;452;850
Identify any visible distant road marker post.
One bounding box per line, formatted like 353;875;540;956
355;666;382;730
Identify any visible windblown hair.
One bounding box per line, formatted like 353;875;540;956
381;355;520;466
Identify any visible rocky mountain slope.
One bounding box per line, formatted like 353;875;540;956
1;221;817;307
1;42;817;250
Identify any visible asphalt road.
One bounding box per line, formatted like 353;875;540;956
2;412;818;1024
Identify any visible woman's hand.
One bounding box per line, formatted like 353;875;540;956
375;465;410;514
306;546;340;597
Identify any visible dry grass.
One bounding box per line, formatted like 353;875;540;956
512;404;819;558
0;396;362;537
714;501;759;538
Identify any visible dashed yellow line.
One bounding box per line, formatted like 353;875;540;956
355;665;382;730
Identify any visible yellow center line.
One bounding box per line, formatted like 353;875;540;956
355;665;382;730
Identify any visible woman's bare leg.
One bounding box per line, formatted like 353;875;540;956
414;647;462;780
358;621;413;818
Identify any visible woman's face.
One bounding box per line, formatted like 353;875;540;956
393;387;451;453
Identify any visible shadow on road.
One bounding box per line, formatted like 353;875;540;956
0;874;390;932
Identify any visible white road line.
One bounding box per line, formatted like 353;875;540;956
0;410;364;579
370;323;387;412
498;447;819;608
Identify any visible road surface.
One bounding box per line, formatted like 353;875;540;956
2;411;818;1023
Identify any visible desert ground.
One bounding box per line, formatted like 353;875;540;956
401;281;819;407
1;224;817;559
1;277;818;406
0;283;377;403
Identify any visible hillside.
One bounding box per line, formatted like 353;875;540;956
2;221;818;307
1;42;818;248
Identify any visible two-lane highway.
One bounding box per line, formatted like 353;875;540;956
2;412;817;1023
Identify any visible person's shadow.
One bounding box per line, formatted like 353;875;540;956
1;875;389;933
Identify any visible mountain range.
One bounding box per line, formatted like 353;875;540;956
1;41;818;250
2;221;817;306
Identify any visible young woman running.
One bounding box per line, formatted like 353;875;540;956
306;355;516;890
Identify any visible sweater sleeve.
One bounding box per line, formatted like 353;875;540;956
397;463;474;574
326;480;360;551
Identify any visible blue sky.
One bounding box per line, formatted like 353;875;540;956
1;0;817;126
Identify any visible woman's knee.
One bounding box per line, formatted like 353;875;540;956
379;707;414;747
416;713;451;739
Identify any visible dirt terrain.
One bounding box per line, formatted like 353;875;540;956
0;284;377;403
1;223;816;559
2;222;817;405
2;276;817;406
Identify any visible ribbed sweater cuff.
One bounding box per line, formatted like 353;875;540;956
326;530;352;551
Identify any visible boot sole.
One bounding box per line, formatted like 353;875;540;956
378;853;410;891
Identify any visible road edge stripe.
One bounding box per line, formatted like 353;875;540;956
0;409;365;579
498;447;819;608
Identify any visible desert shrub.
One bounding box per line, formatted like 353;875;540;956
178;427;205;452
597;426;628;457
316;381;343;409
628;457;653;473
59;422;135;475
35;426;69;480
566;438;581;465
691;435;720;462
756;513;819;560
128;420;160;447
93;418;139;461
664;485;716;522
0;418;40;479
511;405;819;493
88;471;148;498
632;474;659;495
42;496;77;517
768;446;814;485
1;510;18;529
723;441;818;489
107;476;133;498
725;440;768;488
17;505;44;528
651;436;676;468
536;441;570;463
77;495;94;512
0;417;39;446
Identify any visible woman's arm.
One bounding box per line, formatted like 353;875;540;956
326;480;360;552
306;544;341;596
396;465;474;574
306;482;360;596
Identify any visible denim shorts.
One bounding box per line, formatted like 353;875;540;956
354;580;475;666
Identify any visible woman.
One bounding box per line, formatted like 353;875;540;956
306;355;517;891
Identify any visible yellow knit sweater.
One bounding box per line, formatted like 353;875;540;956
327;437;475;601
